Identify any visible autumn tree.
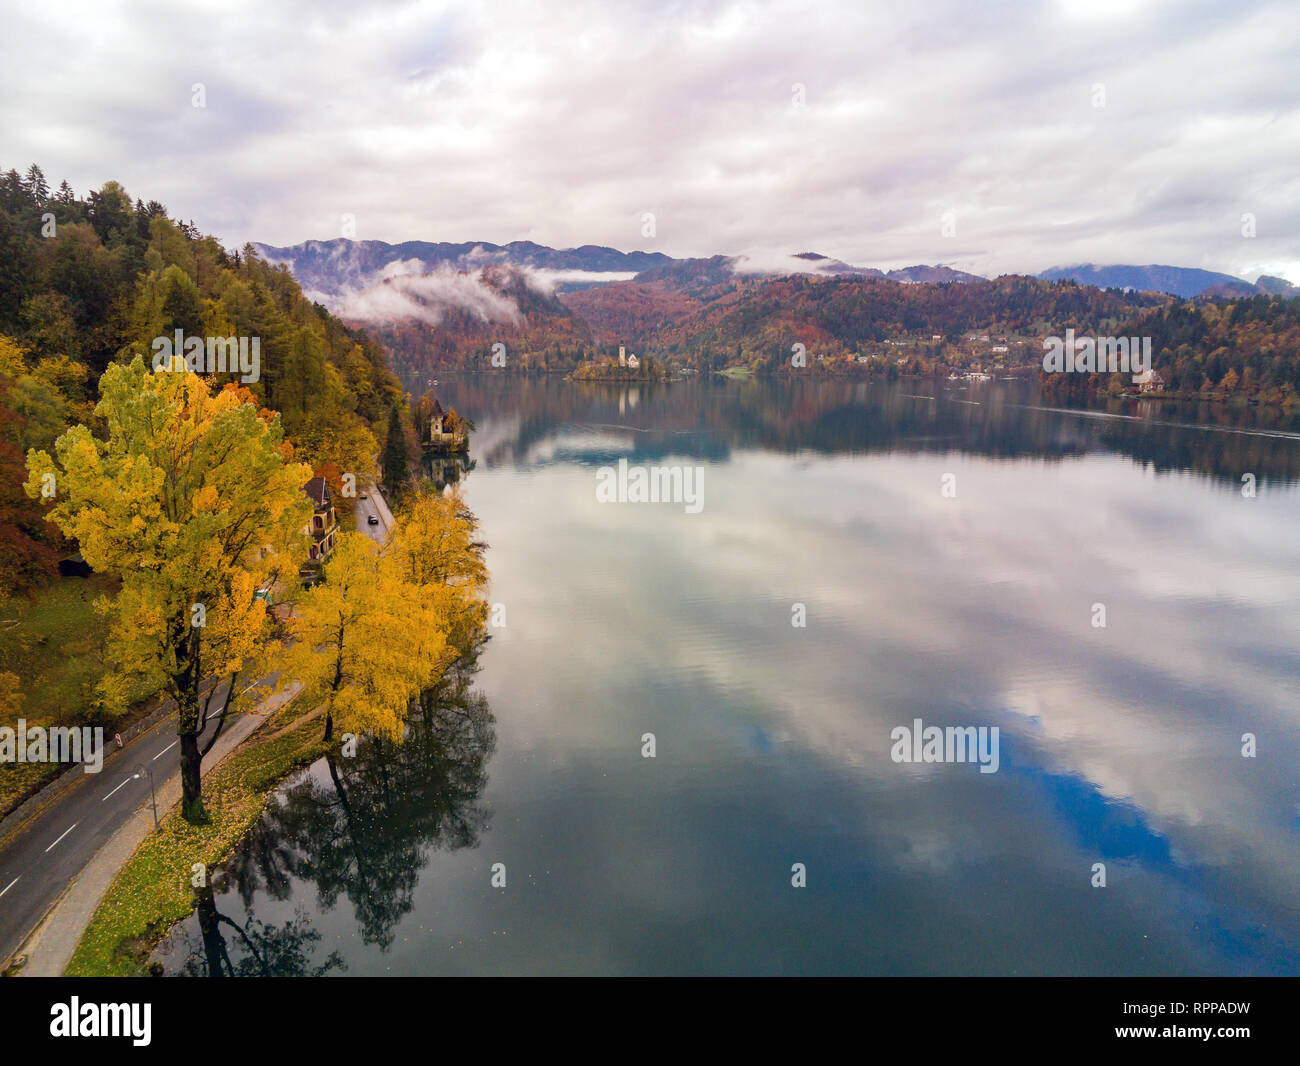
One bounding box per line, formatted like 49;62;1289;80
411;392;437;442
0;432;59;596
389;486;488;658
274;531;449;743
25;356;312;821
0;349;59;596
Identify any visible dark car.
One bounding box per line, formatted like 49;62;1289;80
368;515;379;525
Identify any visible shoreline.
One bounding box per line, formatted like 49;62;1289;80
59;689;320;976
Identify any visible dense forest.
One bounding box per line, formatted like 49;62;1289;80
1118;296;1300;399
369;264;598;380
365;260;1300;405
0;164;404;595
572;272;1167;353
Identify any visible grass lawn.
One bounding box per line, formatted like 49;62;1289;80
66;696;324;976
0;575;162;818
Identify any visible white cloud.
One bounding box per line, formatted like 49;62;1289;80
2;0;1297;280
520;268;638;293
333;266;522;325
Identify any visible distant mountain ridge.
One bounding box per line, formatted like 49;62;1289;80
253;237;990;302
258;240;1290;308
1038;263;1295;299
251;238;674;300
258;239;1300;408
252;240;1296;383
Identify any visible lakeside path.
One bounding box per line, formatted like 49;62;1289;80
2;482;393;974
0;676;295;975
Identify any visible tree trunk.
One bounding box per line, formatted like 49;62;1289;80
174;614;207;823
194;884;229;977
179;730;206;823
322;711;333;743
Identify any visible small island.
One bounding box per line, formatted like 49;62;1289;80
571;346;674;382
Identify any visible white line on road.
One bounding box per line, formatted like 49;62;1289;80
0;876;18;898
101;776;135;801
44;824;77;853
152;739;178;761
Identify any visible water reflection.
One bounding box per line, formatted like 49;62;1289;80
185;887;346;977
441;377;1300;488
422;452;475;494
156;657;495;974
153;377;1300;975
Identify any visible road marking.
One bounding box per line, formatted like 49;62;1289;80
0;877;18;898
153;739;178;760
241;680;258;694
45;824;77;853
102;776;135;801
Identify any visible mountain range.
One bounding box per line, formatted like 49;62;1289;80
249;238;1300;393
254;238;1293;308
1037;263;1295;300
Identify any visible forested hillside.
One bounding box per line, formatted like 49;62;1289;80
571;273;1173;361
365;257;1300;403
0;163;403;596
1119;295;1300;399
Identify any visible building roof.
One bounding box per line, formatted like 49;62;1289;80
430;399;444;418
304;476;331;507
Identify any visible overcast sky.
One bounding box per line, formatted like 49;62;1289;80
5;0;1299;280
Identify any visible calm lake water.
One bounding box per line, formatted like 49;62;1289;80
156;378;1300;975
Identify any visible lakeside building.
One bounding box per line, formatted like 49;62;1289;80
427;397;469;450
1133;368;1166;393
303;476;337;562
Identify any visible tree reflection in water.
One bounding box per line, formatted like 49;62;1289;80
423;452;474;495
161;650;496;975
185;885;345;977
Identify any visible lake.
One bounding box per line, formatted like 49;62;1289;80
154;377;1300;975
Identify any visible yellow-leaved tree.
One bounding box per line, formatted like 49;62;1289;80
389;485;488;659
275;531;450;742
25;355;312;821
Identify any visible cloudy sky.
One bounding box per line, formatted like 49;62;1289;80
5;0;1299;280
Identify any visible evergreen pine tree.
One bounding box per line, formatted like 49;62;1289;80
383;404;409;492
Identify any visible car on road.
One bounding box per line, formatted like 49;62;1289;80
360;493;368;499
368;515;379;525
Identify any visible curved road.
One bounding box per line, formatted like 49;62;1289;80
0;674;269;968
0;484;390;968
354;484;393;544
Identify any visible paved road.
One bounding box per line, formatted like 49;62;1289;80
0;673;272;966
355;484;392;544
0;492;382;966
